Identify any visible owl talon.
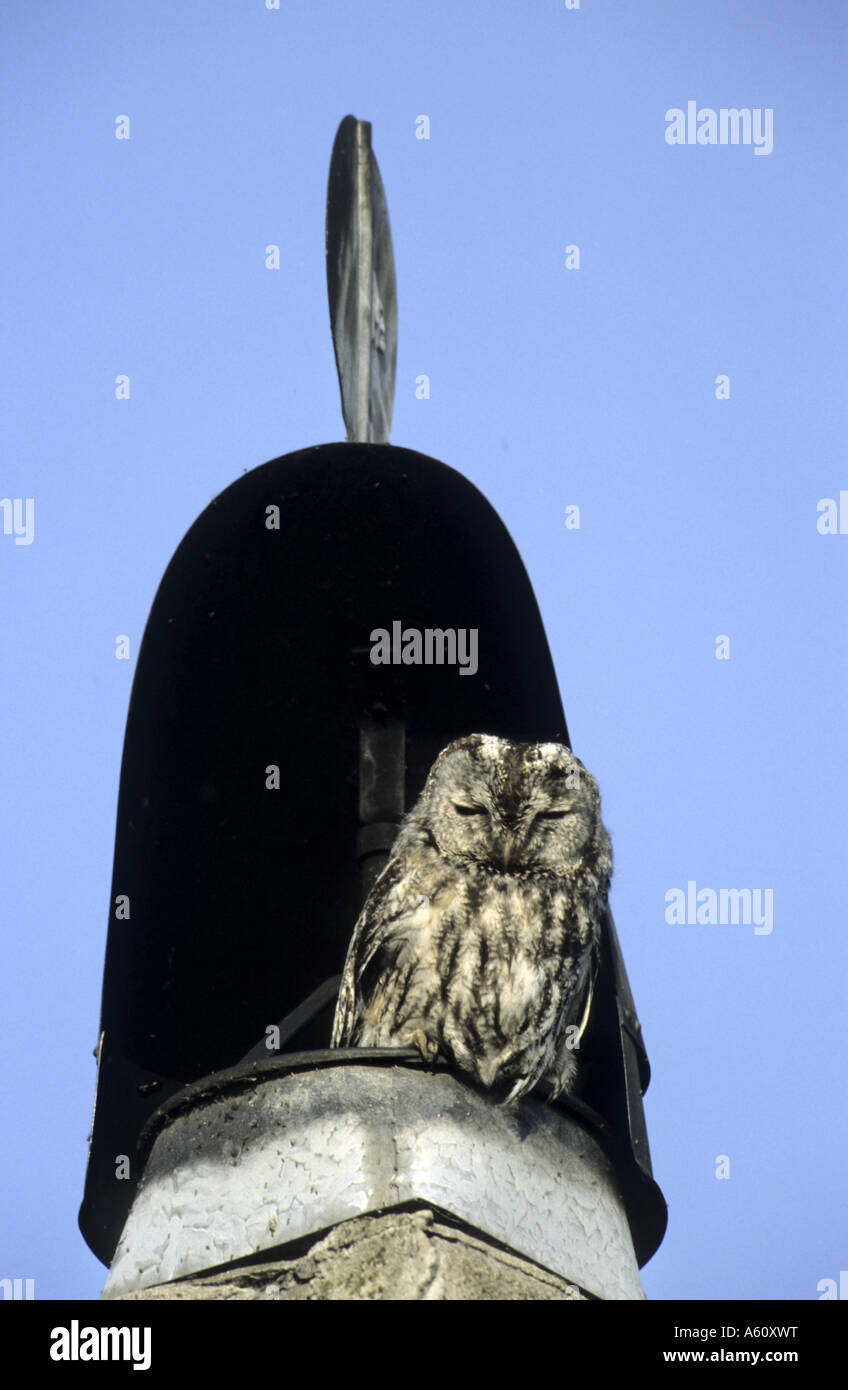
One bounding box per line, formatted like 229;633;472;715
410;1029;439;1063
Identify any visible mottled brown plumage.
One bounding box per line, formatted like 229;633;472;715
331;734;612;1102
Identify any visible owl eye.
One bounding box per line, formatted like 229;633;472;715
538;809;568;820
453;802;487;816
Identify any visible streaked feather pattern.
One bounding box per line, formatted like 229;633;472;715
332;734;611;1102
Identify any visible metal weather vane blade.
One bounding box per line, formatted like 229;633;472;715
326;116;398;443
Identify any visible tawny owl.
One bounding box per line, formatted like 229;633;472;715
331;734;612;1103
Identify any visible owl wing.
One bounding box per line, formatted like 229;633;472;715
330;900;375;1046
571;931;598;1044
331;853;423;1047
543;911;601;1101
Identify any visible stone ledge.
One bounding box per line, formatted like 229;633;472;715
114;1208;589;1301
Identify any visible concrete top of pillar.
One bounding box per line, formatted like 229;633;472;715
102;1060;644;1301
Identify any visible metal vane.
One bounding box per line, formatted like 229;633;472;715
326;116;398;443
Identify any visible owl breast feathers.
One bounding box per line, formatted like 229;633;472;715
331;733;612;1103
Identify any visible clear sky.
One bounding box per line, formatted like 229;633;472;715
2;0;846;1302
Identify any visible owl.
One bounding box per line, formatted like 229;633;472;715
331;733;612;1103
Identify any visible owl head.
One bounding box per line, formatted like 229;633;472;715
405;734;612;885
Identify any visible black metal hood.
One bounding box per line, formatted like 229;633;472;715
79;440;666;1268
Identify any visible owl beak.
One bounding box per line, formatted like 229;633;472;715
501;834;516;870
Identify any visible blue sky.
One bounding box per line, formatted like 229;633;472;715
2;0;846;1301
